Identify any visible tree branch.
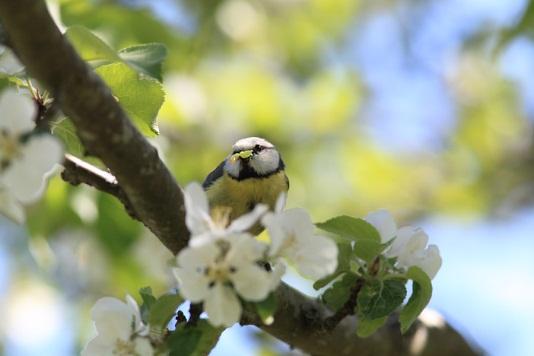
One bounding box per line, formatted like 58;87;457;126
0;1;480;355
323;278;364;331
242;284;480;356
0;0;187;255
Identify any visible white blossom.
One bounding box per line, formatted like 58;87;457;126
0;46;24;75
0;188;24;224
364;209;397;243
268;260;286;291
183;182;267;246
262;194;338;280
365;210;442;279
0;89;63;222
82;295;153;356
173;233;274;327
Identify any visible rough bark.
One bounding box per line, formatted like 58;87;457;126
0;1;480;355
242;284;481;356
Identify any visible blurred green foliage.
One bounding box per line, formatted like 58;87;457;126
24;0;534;308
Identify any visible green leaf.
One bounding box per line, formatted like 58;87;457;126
96;62;164;136
51;118;85;156
119;43;167;81
322;272;358;311
149;293;184;329
255;293;277;325
140;287;156;305
357;279;406;320
167;327;202;356
356;316;387;338
399;266;432;334
65;26;119;66
313;242;352;290
66;26;167;81
337;242;352;269
0;77;9;92
316;216;380;243
314;270;345;291
496;0;534;53
167;320;223;356
353;239;385;263
189;320;224;356
139;286;157;324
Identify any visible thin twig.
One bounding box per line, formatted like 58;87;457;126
61;154;139;221
323;278;365;331
186;303;203;328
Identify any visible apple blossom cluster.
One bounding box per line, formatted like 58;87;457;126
313;210;442;336
82;188;444;352
0;89;63;223
365;209;442;279
173;183;338;327
82;295;154;356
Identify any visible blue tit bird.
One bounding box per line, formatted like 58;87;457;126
202;137;289;234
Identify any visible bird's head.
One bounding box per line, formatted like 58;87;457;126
224;137;284;179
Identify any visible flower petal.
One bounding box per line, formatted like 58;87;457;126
268;260;286;291
134;337;154;356
204;283;241;327
177;243;219;270
184;182;209;213
188;232;217;248
173;267;210;302
387;226;414;257
90;297;134;342
183;182;213;235
81;334;115;356
396;228;429;266
2;135;63;203
293;234;338;280
125;294;146;334
417;244;442;280
0;188;25;224
405;229;429;253
274;192;287;213
228;203;267;233
264;208;314;257
285;208;315;237
226;233;266;264
0;47;24;75
262;212;286;257
231;264;271;301
365;209;397;243
0;89;36;134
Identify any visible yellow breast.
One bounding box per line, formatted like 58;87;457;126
206;170;289;222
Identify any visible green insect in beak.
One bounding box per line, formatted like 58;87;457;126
230;149;253;162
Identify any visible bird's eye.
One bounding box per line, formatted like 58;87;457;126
254;144;264;152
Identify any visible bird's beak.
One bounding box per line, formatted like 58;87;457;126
230;149;253;163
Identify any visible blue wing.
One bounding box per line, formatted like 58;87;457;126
202;160;226;189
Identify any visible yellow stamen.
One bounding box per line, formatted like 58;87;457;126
0;130;22;168
211;206;232;228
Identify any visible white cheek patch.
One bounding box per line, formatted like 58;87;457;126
224;157;241;178
250;150;279;175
